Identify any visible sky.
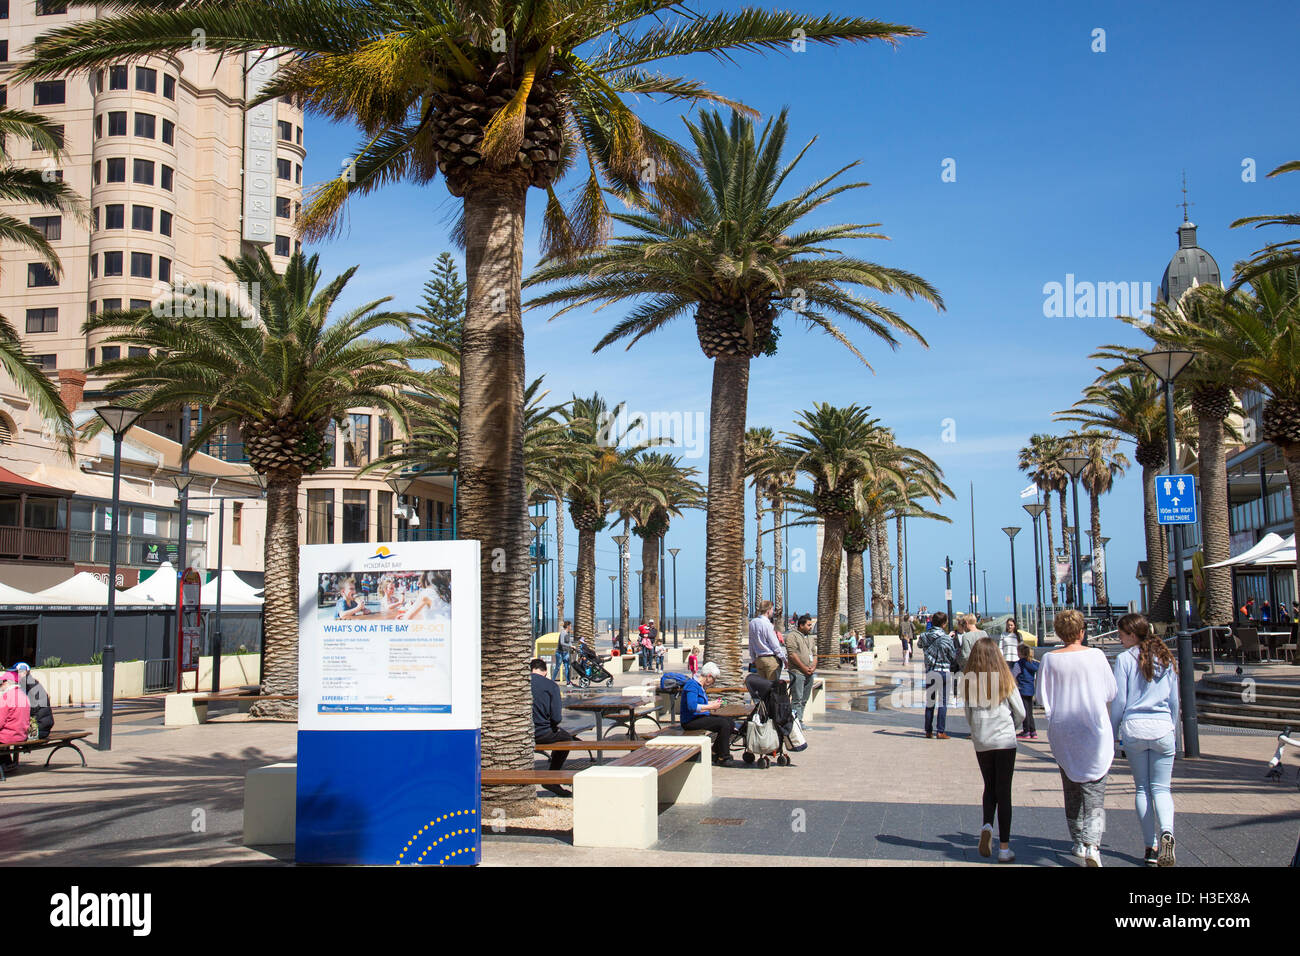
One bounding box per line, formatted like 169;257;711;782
300;0;1300;621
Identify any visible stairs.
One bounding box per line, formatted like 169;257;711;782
1196;674;1300;732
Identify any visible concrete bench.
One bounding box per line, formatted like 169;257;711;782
165;691;297;726
805;679;826;720
574;737;711;849
244;762;297;845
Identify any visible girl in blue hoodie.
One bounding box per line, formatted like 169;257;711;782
1011;645;1039;739
1110;613;1180;867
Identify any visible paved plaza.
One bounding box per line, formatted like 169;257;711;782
1;658;1296;867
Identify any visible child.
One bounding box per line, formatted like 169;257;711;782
687;646;699;675
1012;644;1039;739
961;636;1025;863
654;640;665;672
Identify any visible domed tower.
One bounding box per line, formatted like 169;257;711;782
1159;217;1222;305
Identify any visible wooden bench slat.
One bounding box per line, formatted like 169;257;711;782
608;745;697;774
534;740;643;752
481;770;576;786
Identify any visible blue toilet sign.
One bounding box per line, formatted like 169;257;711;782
1156;474;1197;525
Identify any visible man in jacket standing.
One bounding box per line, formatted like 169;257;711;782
919;612;956;739
786;614;818;721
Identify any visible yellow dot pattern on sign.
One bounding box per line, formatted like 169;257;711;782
393;809;479;865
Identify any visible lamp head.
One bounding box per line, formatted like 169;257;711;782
95;405;143;437
1138;349;1196;383
1002;526;1021;539
1023;502;1046;519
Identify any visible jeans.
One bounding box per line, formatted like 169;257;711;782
551;650;571;683
924;670;949;735
1060;769;1107;847
976;748;1017;843
790;669;816;721
1126;732;1176;847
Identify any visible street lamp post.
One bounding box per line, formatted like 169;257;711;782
385;473;417;542
95;406;143;750
1023;503;1047;639
1099;536;1111;613
529;514;547;643
668;547;680;648
607;574;617;647
1060;455;1089;618
943;556;954;625
1140;347;1200;759
635;569;643;621
169;471;200;695
745;558;754;618
1002;527;1021;625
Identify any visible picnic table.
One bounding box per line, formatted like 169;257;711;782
715;703;751;720
563;694;660;740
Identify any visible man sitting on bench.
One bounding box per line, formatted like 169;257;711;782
530;658;578;797
1;668;32;775
681;662;734;767
13;664;52;740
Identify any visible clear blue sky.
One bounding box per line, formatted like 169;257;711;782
303;0;1299;621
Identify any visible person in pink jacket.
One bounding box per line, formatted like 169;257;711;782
1;669;32;743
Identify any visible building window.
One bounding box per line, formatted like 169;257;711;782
276;158;291;180
86;347;95;366
276;196;291;218
89;253;97;278
158;257;171;282
296;126;303;146
295;163;302;184
130;252;152;278
32;355;57;371
107;111;126;136
343;414;371;467
29;215;60;240
33;80;65;105
159;210;173;236
378;416;393;455
135;66;156;93
161;118;174;145
277;120;292;141
100;346;120;362
36;0;68;14
134;113;156;138
275;235;290;257
25;308;58;333
376;491;392;543
94;114;101;138
104;204;124;229
27;263;58;288
323;422;337;467
342;490;369;544
91;207;99;231
163;74;176;100
232;502;242;545
32;125;63;150
102;252;123;276
132;158;155;185
108;65;128;90
92;160;100;185
101;297;121;312
128;346;148;358
160;165;173;191
0;41;6;61
307;489;334;544
131;205;153;231
129;298;149;311
106;157;126;182
0;1;7;18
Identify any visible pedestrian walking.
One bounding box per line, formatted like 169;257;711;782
687;646;699;675
961;637;1025;862
1000;619;1021;666
1012;644;1039;739
919;611;957;739
1111;612;1180;867
899;613;915;666
1037;609;1117;867
552;620;574;685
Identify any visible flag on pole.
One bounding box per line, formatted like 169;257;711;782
1019;484;1037;499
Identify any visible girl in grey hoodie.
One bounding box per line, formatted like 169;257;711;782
962;636;1026;862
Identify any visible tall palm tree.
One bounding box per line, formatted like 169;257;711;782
24;0;923;807
527;109;942;676
0;107;82;441
1018;434;1067;610
1058;375;1189;623
1071;430;1128;608
627;453;705;625
781;404;905;663
1230;161;1300;288
1185;264;1300;564
843;508;874;638
86;249;437;716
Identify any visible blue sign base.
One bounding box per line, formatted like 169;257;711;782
296;729;481;865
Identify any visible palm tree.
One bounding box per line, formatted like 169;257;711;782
86;249;437;715
0;107;82;441
627;453;705;625
1058;375;1190;623
887;469;953;620
747;431;798;623
781;404;905;663
843;508;874;638
527;109;942;676
1018;434;1067;610
1071;430;1129;608
1230;161;1300;288
1185;264;1300;565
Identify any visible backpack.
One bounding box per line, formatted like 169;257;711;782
659;672;692;692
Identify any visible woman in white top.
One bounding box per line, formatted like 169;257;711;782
401;571;450;621
1111;612;1180;867
1037;609;1116;866
961;636;1026;862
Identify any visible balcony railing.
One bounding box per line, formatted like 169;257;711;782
69;530;205;570
396;526;456;542
199;439;249;463
0;525;69;561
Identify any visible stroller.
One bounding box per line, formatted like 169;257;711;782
571;642;615;688
734;673;796;768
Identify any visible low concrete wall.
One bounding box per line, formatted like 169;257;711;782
31;660;145;707
179;654;262;692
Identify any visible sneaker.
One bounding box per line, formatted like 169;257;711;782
1071;842;1088;859
713;756;733;768
1084;845;1102;867
1144;847;1159;867
978;824;993;857
1158;832;1176;867
997;847;1016;863
1016;732;1030;739
1029;732;1038;739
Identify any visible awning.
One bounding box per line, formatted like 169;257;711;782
117;562;178;604
0;466;73;497
1204;532;1286;569
200;569;263;606
29;571;111;605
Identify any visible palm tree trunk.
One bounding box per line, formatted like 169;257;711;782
620;515;630;639
817;515;845;659
1089;488;1105;608
1143;464;1172;622
704;354;750;683
574;527;595;646
1059;487;1071;604
640;531;660;631
1198;414;1233;624
1043;488;1058;610
250;474;299;718
878;519;894;623
554;493;566;629
847;549;867;638
460;182;533;812
753;480;764;612
895;515;906;621
864;532;878;621
1283;450;1300;609
772;498;785;623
